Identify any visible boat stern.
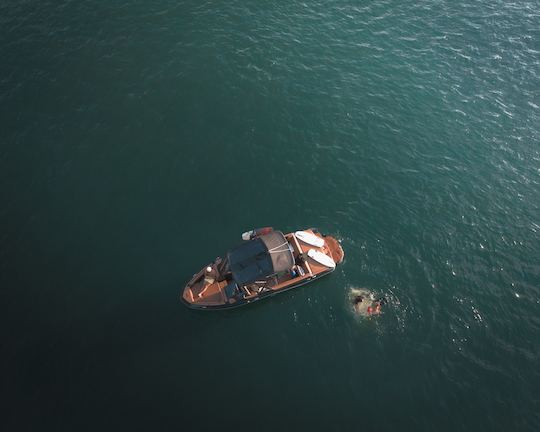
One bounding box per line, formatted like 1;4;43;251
324;235;345;264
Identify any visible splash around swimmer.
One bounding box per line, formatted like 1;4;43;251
349;288;387;317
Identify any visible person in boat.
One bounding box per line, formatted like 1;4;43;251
198;265;218;298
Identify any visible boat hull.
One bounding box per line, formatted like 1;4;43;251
181;229;344;310
181;268;334;310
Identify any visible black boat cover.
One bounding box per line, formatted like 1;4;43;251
227;231;294;285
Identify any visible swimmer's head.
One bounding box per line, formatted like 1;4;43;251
354;295;363;304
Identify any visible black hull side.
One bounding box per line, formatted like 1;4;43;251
181;268;335;311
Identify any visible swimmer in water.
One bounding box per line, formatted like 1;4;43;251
366;297;387;315
353;295;365;312
351;289;387;316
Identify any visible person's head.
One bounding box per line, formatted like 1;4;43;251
354;295;363;304
206;266;212;273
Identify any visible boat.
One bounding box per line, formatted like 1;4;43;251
181;228;344;310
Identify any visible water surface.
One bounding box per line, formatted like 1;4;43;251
1;1;539;430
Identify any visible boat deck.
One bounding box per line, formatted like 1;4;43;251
182;229;344;308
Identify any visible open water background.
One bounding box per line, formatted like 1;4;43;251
1;1;540;430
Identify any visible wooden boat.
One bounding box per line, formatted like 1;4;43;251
181;228;344;310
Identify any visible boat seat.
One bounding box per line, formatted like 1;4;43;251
224;283;239;298
295;253;307;265
217;270;233;283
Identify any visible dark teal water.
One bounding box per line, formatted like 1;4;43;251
2;1;539;430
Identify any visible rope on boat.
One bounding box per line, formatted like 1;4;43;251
267;241;291;254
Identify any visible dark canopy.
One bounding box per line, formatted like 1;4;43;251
227;231;294;285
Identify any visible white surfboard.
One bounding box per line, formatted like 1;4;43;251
295;231;325;248
307;249;336;269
